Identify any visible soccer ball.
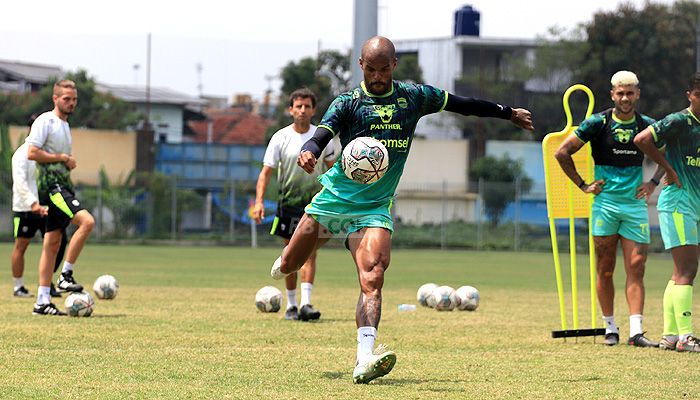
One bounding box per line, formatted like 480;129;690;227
455;285;480;311
93;274;119;300
64;292;95;317
255;286;282;313
341;137;389;184
417;283;438;307
430;285;458;311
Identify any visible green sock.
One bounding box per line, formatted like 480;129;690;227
663;280;678;336
672;284;694;336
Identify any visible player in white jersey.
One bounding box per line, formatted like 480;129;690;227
26;80;95;316
253;89;336;321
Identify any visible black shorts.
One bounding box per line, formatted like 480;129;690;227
45;185;85;232
270;207;305;240
13;211;46;239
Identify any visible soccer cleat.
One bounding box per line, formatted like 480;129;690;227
50;283;62;298
659;337;678;351
299;304;321;321
627;332;659;348
32;302;66;316
270;256;287;280
676;336;700;353
284;306;299;321
352;344;397;384
13;286;33;298
603;332;619;346
57;271;83;293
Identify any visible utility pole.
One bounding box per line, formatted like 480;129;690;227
351;0;377;87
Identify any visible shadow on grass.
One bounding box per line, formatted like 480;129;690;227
321;371;467;389
89;314;128;318
551;376;602;383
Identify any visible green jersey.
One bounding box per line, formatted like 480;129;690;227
575;110;655;203
317;81;447;204
649;108;700;218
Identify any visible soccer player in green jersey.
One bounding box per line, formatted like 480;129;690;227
555;71;662;347
271;36;533;383
634;72;700;352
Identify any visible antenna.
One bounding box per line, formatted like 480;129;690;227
196;62;203;96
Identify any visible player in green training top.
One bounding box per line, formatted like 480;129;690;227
634;72;700;353
555;71;662;348
271;36;533;384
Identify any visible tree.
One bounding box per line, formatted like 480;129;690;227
470;155;532;226
394;53;424;83
0;69;140;130
268;50;352;141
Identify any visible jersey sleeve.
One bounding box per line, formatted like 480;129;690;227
25;115;49;148
318;93;352;137
649;112;685;145
11;150;38;209
573;114;605;143
262;132;282;168
418;84;448;116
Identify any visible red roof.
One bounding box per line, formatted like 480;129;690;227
187;108;271;145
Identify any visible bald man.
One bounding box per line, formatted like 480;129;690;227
272;36;533;384
555;71;662;347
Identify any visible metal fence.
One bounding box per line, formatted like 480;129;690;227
0;172;667;253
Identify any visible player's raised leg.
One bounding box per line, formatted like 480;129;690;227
348;227;396;384
57;209;94;292
271;214;328;279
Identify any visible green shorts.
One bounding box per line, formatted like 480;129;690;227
591;199;650;243
304;188;393;237
659;211;700;250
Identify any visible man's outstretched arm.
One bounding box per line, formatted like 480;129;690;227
444;94;534;131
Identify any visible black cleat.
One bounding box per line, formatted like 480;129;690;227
32;302;66;316
603;332;619;346
299;304;321;321
628;332;659;348
13;286;33;298
284;306;299;320
57;271;83;293
49;283;62;298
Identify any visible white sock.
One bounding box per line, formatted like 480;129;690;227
629;314;643;337
356;326;377;365
13;277;24;290
62;261;74;274
664;335;679;344
680;333;694;343
286;289;297;309
603;315;618;334
300;282;313;306
36;286;51;305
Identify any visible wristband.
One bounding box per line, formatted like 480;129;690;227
650;177;660;185
578;181;586;189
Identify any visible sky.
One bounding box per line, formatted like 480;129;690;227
0;0;676;102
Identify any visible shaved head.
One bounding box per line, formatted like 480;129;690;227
360;36;396;61
359;36;397;95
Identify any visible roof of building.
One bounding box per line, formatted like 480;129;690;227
187;108;270;145
97;83;207;106
0;59;63;83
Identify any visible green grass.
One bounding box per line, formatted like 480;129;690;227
0;244;698;399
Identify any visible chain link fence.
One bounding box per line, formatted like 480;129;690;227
0;172;666;253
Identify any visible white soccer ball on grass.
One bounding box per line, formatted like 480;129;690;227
255;286;282;313
417;283;438;307
93;274;119;300
65;292;95;317
455;285;480;311
430;285;458;311
341;137;389;184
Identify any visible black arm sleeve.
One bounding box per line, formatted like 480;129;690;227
300;126;334;159
444;93;513;120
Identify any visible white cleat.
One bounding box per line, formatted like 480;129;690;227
270;256;286;280
352;344;396;384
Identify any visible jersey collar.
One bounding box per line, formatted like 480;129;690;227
611;111;635;124
687;107;700;124
361;81;394;98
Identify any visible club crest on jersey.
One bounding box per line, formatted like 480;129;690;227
613;128;633;144
397;97;408;109
373;104;395;123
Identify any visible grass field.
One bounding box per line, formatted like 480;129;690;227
1;243;698;399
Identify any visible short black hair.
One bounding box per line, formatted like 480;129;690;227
288;88;316;108
689;72;700;91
